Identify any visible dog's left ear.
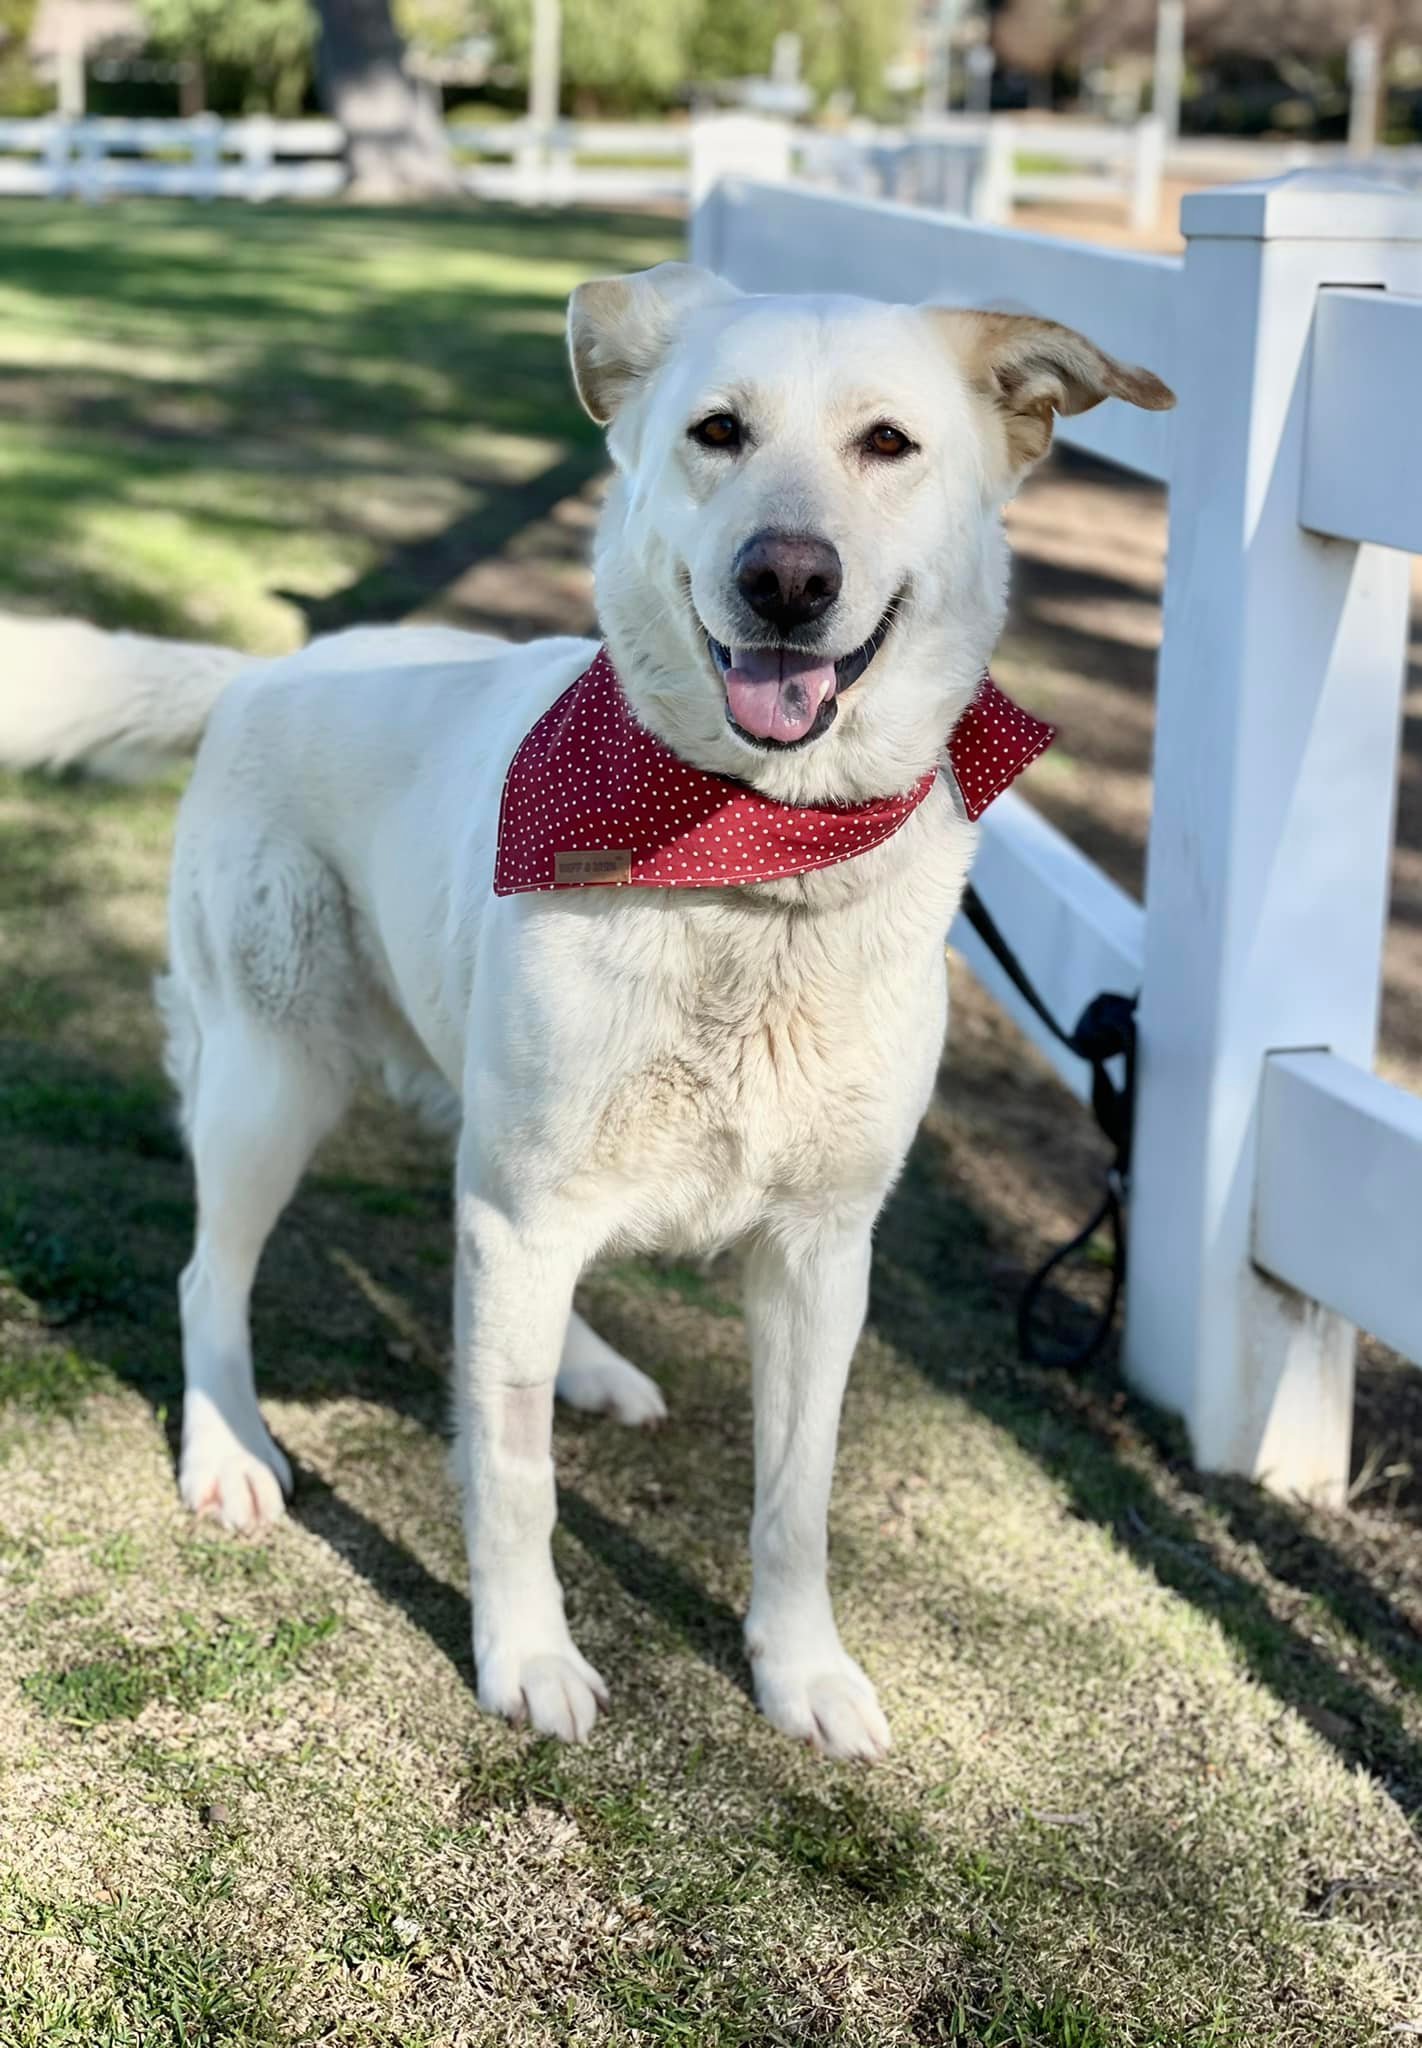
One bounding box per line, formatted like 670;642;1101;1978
568;262;739;425
929;308;1175;474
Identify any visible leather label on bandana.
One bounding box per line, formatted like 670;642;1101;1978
554;848;632;886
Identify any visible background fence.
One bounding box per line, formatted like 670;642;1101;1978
0;114;346;201
692;158;1422;1506
3;109;1421;229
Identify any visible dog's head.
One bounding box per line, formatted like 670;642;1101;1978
569;263;1172;804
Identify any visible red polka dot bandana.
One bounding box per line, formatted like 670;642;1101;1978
493;648;1054;895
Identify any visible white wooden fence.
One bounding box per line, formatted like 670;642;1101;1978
445;112;1163;229
0;116;346;201
1166;135;1422;196
1;111;1416;232
449;119;691;208
799;116;1166;230
692;166;1422;1505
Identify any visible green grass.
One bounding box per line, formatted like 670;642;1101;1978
1;201;1421;2047
1;1884;290;2048
21;1613;341;1726
0;1342;116;1419
0;200;679;650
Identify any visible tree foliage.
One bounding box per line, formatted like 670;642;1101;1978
74;0;912;123
690;0;908;112
481;0;699;109
139;0;315;113
476;0;906;113
0;0;49;114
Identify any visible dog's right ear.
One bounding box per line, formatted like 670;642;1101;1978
568;263;738;425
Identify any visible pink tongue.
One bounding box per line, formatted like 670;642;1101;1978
723;647;838;743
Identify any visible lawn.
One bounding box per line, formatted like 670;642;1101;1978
2;201;1422;2047
0;200;679;649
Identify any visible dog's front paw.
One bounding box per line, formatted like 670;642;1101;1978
752;1648;891;1762
477;1635;610;1743
179;1394;291;1532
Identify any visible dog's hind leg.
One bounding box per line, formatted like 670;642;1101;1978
555;1310;666;1426
178;1017;349;1531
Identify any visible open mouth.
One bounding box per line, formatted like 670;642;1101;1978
706;594;903;751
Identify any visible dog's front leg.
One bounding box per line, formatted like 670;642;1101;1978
454;1167;607;1742
743;1215;891;1762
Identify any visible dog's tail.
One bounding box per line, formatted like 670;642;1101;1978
0;612;249;780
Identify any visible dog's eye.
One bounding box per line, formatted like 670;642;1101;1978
865;423;914;459
690;413;741;451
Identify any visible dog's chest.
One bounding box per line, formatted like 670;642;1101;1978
584;904;946;1218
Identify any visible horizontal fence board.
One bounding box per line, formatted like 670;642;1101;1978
1301;287;1422;553
1013;173;1128;202
0;114;344;153
449;121;689;160
948;790;1145;1103
706;179;1181;482
462;165;683;205
1254;1050;1422;1364
1010;130;1136;164
0;114;347;201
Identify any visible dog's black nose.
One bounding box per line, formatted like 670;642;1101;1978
733;531;842;633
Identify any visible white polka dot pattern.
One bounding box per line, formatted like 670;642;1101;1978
492;649;1054;896
948;673;1056;822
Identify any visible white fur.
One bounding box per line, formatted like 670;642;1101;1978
0;270;1165;1758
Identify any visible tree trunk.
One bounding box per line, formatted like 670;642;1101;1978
311;0;459;200
179;57;206;119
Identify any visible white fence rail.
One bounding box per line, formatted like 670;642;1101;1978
1300;286;1422;551
1255;1053;1422;1368
1167;135;1422;194
3;112;1420;230
694;166;1422;1503
450;118;691;208
445;112;1163;225
798;116;1165;230
953;794;1144;1106
0;116;346;201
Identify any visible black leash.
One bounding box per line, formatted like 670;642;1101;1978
959;883;1137;1372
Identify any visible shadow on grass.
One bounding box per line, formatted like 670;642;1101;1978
8;996;1422;1836
285;441;605;635
0;200;679;640
871;1129;1422;1827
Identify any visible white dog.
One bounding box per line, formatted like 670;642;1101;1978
0;265;1170;1757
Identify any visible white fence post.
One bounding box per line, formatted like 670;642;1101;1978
242;115;274;202
1152;0;1185;141
513;120;545;207
688;114;791;214
192;113;221;201
1130;116;1164;232
1124;174;1422;1504
973;117;1014;224
44;117;73;197
73;119;104;202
